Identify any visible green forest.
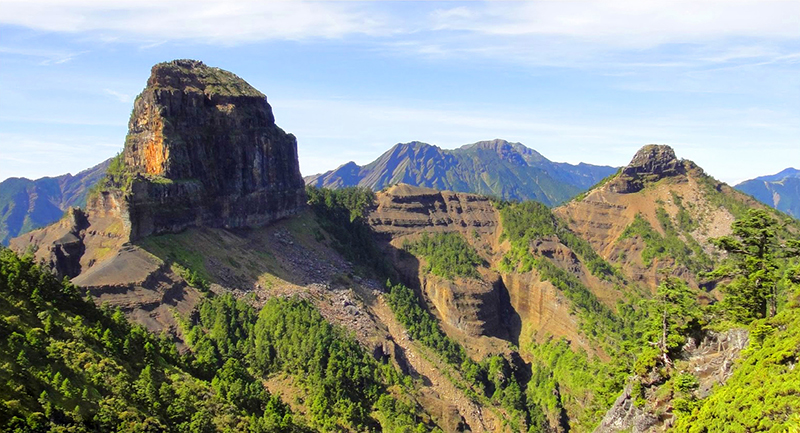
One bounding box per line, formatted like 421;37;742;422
0;249;432;432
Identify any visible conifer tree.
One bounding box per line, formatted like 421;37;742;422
646;277;701;368
709;209;800;321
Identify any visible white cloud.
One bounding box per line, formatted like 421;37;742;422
0;46;87;65
399;1;800;73
430;1;800;48
0;0;388;43
3;1;796;49
0;133;118;180
103;89;131;103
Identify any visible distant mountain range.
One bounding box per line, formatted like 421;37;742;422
735;168;800;218
0;159;110;245
2;144;796;247
305;139;618;206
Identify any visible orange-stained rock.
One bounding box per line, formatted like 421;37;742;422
12;59;306;278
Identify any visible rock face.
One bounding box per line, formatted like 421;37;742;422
367;184;615;353
367;184;516;340
610;145;691;194
123;59;306;239
368;184;499;238
11;59;306;278
594;329;749;433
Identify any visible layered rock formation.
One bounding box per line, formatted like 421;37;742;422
12;59;306;277
609;144;693;194
367;184;510;340
368;184;499;238
123;59;306;239
555;144;760;291
366;184;598;352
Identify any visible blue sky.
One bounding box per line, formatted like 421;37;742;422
1;1;798;185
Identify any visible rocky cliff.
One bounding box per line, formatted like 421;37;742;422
122;59;306;239
366;184;606;357
594;329;749;433
11;60;306;278
608;145;692;194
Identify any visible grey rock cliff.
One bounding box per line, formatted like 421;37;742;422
11;59;307;278
122;59;306;239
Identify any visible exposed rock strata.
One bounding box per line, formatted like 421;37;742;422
367;184;598;354
12;59;306;279
609;145;693;194
368;184;498;238
124;59;306;239
555;144;748;291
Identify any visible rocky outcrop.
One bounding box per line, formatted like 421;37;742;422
609;145;692;194
594;329;749;433
123;59;306;239
593;382;660;433
368;184;499;238
11;59;306;277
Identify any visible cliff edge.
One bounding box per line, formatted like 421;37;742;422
12;59;306;278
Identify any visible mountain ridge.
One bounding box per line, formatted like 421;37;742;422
735;167;800;218
0;158;110;245
305;138;617;206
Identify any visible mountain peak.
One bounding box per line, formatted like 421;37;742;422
626;144;680;174
10;60;307;276
461;138;514;150
460;139;548;165
611;145;688;193
148;59;264;99
735;167;800;218
750;167;800;182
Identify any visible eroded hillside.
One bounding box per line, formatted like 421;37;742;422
555;145;765;291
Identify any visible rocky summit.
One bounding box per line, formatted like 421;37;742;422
12;60;306;278
121;59;306;239
609;144;694;193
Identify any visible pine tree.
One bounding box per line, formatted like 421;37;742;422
647;277;702;368
709;209;800;321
